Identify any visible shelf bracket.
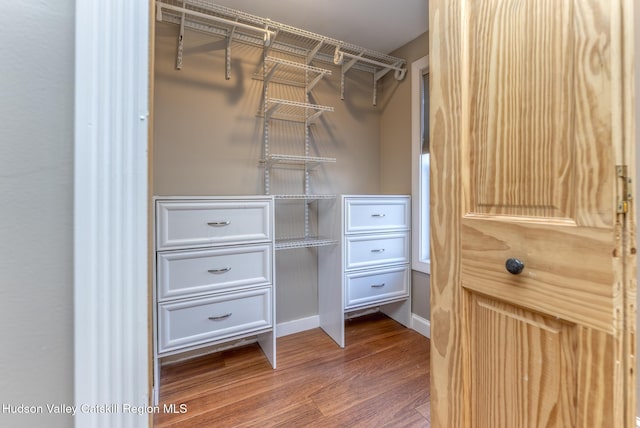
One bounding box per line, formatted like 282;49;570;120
374;67;393;82
340;65;345;100
373;74;379;106
307;109;324;124
176;10;185;70
225;24;237;80
307;72;324;93
372;61;406;105
264;62;280;84
265;103;281;120
306;41;324;65
372;69;387;106
340;53;362;100
343;53;362;74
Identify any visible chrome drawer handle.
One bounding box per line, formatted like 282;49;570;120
370;249;385;253
371;283;386;288
208;313;232;321
208;267;232;274
371;214;386;218
207;221;231;226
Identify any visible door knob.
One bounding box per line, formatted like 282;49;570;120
505;258;525;275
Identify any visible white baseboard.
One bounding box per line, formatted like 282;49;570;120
636;416;640;428
277;313;431;339
277;315;320;337
411;313;431;338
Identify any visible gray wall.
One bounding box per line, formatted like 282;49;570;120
0;2;75;428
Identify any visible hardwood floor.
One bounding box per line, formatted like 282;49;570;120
154;313;431;427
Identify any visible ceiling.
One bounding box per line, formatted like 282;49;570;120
212;0;428;54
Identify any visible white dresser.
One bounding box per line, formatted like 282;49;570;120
153;196;275;402
318;195;411;347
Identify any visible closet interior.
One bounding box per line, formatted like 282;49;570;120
152;0;412;403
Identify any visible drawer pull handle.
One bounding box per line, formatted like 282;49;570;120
371;214;386;218
505;258;525;275
208;267;232;274
371;283;386;288
208;313;232;321
208;221;231;226
371;249;385;253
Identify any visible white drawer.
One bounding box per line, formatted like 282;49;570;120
156;200;272;250
345;232;409;271
157;244;272;301
345;266;409;310
344;197;410;234
157;288;272;354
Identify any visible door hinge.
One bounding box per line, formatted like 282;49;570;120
616;165;632;214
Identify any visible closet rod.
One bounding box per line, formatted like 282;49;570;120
157;2;276;42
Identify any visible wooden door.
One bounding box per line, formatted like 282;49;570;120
429;1;636;427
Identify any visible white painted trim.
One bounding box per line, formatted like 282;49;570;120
277;311;428;339
411;56;431;274
411;313;431;338
636;416;640;428
277;315;320;337
74;1;150;426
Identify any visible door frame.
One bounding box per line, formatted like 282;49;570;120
412;55;431;275
74;1;151;426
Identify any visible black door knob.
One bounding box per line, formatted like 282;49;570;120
505;258;525;275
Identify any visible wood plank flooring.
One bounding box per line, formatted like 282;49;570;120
154;313;431;427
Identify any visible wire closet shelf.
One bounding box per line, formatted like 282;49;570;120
155;0;407;82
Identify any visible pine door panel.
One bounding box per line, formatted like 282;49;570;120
469;293;576;427
430;0;635;426
461;218;614;332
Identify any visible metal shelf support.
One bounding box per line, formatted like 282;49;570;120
307;41;324;65
176;11;185;70
225;25;236;80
